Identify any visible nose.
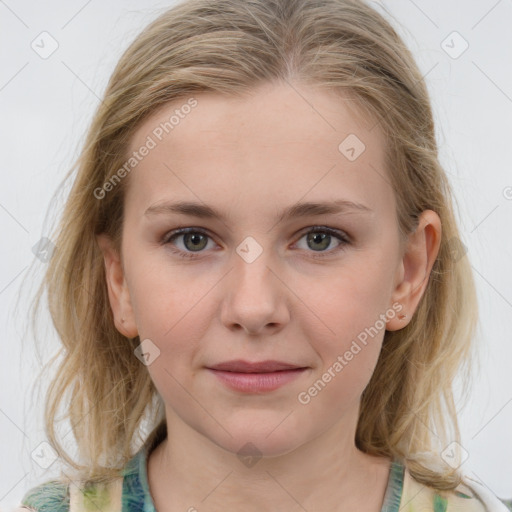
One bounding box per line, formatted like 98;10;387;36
220;241;290;336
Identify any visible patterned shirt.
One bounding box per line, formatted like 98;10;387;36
17;426;512;512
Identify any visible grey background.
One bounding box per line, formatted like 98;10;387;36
1;0;511;509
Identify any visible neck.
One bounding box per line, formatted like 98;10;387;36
147;408;392;512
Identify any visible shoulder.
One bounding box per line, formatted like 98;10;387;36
16;480;69;512
401;467;511;511
400;470;509;512
16;477;125;512
14;445;148;512
460;474;512;512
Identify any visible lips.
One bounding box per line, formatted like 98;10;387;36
207;359;306;373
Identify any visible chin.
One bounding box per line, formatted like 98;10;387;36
206;415;309;461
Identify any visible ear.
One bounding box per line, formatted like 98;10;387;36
386;209;442;331
96;233;138;338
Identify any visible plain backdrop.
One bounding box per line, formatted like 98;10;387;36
1;0;511;509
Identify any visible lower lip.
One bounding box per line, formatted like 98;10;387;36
207;368;308;393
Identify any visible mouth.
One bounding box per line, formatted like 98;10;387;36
206;360;309;393
208;359;307;373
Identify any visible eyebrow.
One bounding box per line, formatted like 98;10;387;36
144;199;373;223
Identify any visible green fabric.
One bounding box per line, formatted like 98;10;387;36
21;480;69;512
19;444;512;512
433;493;448;512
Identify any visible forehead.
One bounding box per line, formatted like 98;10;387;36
123;81;394;223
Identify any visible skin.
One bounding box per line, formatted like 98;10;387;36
97;80;441;511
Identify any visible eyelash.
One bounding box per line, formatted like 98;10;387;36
161;226;351;260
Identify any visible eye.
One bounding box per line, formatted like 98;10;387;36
161;226;351;260
162;228;217;259
294;226;350;258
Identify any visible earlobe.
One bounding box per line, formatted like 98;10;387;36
96;233;139;338
386;210;442;331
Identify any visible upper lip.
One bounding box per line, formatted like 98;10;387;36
207;360;307;373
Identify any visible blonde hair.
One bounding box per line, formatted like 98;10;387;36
26;0;477;491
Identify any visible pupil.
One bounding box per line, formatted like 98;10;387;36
309;232;329;251
186;233;205;251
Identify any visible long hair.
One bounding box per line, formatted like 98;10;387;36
27;0;477;489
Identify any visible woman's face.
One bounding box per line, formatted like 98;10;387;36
99;81;425;457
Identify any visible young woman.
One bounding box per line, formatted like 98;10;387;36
15;0;511;510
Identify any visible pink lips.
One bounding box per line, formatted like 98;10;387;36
206;359;308;393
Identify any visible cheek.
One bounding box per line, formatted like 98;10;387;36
126;249;218;344
292;249;395;396
125;267;218;407
296;299;386;416
297;253;395;344
137;305;210;418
